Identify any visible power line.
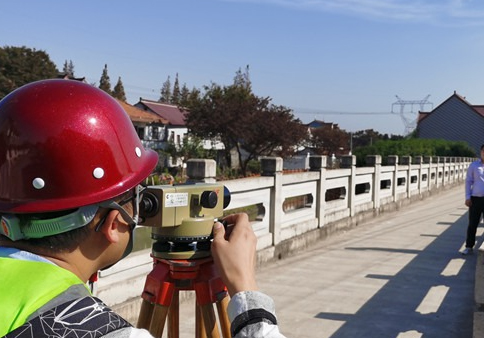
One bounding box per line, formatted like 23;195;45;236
294;110;394;115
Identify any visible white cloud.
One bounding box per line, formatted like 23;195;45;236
226;0;484;25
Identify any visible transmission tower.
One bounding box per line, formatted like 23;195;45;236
391;95;433;135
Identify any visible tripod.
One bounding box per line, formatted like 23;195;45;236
137;252;231;338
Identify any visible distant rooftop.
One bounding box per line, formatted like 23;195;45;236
137;98;186;126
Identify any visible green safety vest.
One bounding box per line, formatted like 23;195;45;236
0;257;88;336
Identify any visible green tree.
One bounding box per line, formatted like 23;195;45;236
179;84;191;106
310;124;349;155
112;76;127;101
233;65;251;91
186;74;307;175
187;87;201;105
353;138;475;166
62;60;75;77
98;64;112;94
172;73;180;104
0;45;58;99
160;76;171;103
164;135;214;164
351;129;403;149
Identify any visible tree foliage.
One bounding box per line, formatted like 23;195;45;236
351;129;403;149
0;45;59;99
309;124;349;155
62;60;75;77
159;73;196;106
164;136;214;164
185;69;307;175
113;76;127;101
353;138;475;166
98;64;112;94
179;84;191;106
233;65;251;91
172;73;180;105
160;76;171;103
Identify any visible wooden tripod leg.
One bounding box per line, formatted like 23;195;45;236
196;303;207;338
167;290;179;338
148;304;170;338
137;299;155;330
216;296;231;338
200;303;221;338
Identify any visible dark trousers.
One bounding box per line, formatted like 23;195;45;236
467;196;484;248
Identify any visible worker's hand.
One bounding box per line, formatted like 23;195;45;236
211;213;258;297
466;199;472;207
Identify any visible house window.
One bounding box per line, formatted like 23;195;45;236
176;134;181;145
135;127;145;139
152;127;159;140
170;131;175;142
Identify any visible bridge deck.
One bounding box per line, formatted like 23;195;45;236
166;185;477;337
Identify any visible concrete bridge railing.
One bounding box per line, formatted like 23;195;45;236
93;154;473;323
476;245;484;337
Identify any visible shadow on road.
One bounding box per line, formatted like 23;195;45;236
315;213;479;338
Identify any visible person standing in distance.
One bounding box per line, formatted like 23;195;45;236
463;144;484;255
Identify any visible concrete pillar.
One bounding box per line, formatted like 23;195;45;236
341;155;356;217
442;157;448;186
423;156;432;191
456;157;462;181
414;156;423;195
450;157;455;182
186;159;217;183
260;157;283;245
310;155;327;228
388;155;399;202
401;156;412;198
366;155;381;209
432;156;440;187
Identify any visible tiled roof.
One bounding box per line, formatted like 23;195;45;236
306;119;338;129
116;99;168;124
417;92;484;124
418;111;430;123
472;106;484;117
138;99;187;126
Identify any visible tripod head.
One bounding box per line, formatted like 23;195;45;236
138;183;231;259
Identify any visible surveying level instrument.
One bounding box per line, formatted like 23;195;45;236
136;183;232;337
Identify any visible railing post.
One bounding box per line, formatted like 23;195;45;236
433;156;440;188
310;155;327;228
388;155;399;202
401;156;412;198
456;157;462;181
186;159;217;183
366;155;381;210
414;156;423;195
442;157;448;186
459;157;465;181
423;156;432;192
260;157;283;246
451;157;456;183
341;155;356;217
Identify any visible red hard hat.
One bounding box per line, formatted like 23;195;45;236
0;79;158;213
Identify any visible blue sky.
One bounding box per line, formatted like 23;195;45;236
2;0;484;135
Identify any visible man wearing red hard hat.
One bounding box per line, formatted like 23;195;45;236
0;80;285;337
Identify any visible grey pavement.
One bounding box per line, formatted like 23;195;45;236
171;185;478;338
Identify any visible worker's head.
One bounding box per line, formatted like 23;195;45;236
0;80;157;263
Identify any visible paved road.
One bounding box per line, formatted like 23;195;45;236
171;185;478;338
